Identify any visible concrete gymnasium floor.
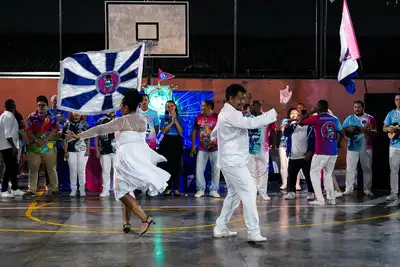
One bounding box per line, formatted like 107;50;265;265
0;179;399;267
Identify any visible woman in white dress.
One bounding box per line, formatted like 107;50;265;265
65;90;170;236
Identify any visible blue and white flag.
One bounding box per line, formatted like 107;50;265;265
338;0;360;95
58;43;145;115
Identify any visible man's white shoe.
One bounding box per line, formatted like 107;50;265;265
306;192;315;200
385;194;398;201
364;190;374;197
194;191;204;198
213;227;238;238
80;190;86;197
309;200;325;206
11;189;24;196
100;191;110;198
247;233;267;242
334;191;343;198
342;190;353;196
260;193;270;201
327;199;336;205
70;190;77;197
1;191;14;198
209;191;220;198
285;192;296;200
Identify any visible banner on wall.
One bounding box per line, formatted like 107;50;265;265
58;43;145;115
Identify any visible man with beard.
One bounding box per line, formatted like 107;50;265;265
342;100;376;197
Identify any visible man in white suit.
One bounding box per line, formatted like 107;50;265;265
211;84;277;242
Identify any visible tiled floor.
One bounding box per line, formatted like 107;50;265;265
0;178;399;267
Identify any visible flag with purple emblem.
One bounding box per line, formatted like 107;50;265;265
338;0;360;95
58;43;145;115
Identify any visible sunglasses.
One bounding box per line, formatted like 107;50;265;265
37;104;47;107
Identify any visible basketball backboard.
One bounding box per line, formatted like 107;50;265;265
105;1;189;58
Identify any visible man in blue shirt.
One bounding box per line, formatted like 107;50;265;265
383;94;400;201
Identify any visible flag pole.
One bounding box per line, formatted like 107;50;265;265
358;59;369;94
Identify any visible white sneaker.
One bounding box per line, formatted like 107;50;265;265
213;227;238;238
307;192;315;200
327;199;336;205
1;191;14;198
309;200;325;206
11;189;24;196
100;191;110;198
285;192;296;200
209;191;220;198
247;233;267;242
260;193;270;201
194;191;204;198
334;191;343;198
69;190;77;197
79;190;86;197
364;190;374;197
385;194;398;201
342;190;353;196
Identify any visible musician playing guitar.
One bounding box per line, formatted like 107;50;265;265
383;94;400;201
342;100;376;197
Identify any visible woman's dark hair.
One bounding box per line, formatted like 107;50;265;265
287;107;298;118
165;100;179;116
122;90;143;113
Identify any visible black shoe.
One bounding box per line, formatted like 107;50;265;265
139;216;155;236
123;223;131;233
22;191;35;199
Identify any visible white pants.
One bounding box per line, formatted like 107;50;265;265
310;154;338;202
248;151;269;194
67;151;89;191
196;151;220;192
100;153;115;192
389;148;400;195
216;165;260;235
279;147;288;186
345;150;372;192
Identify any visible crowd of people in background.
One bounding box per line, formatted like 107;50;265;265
1;89;400;205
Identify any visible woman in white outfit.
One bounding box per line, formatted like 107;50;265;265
65;90;170;236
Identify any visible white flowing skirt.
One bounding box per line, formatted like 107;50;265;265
113;132;170;201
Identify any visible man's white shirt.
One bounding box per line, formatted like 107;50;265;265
211;103;277;168
0;111;19;150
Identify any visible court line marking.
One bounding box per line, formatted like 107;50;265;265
3;210;398;234
24;192;244;231
19;190;400;234
3;204;394;210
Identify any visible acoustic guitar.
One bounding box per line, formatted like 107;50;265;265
387;123;400;139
